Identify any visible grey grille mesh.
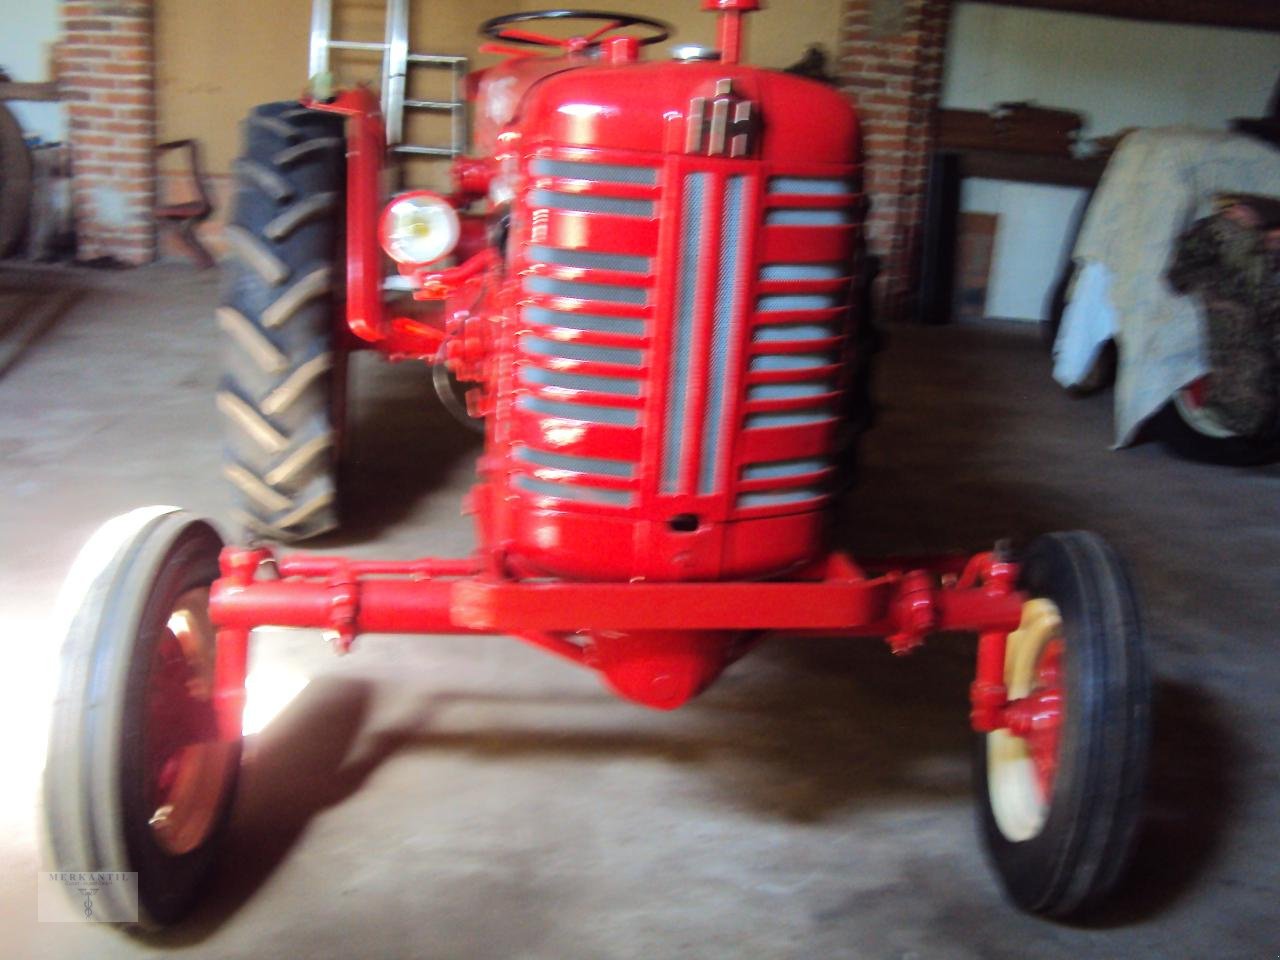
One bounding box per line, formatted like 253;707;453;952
760;263;844;281
768;177;853;195
753;323;837;342
530;190;654;218
747;382;831;400
514;475;635;507
530;159;659;186
765;209;852;227
515;445;636;478
742;458;828;480
519;396;640;426
699;175;747;496
662;172;707;493
524;306;645;337
758;294;839;312
525;276;647;306
522;336;642;366
738;488;825;508
528;245;651;274
749;353;836;372
520;366;642;397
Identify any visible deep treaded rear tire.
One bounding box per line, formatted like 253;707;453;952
218;101;345;541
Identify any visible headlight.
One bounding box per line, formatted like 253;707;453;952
378;191;461;266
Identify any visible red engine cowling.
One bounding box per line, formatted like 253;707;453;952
476;57;864;584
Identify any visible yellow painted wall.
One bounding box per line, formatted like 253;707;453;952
156;0;843;176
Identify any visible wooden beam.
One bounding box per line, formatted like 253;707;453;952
0;82;60;102
977;0;1280;33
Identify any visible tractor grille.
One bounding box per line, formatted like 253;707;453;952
514;155;858;519
661;171;752;496
735;175;857;512
512;155;660;509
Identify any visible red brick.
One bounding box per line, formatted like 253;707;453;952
101;61;150;76
65;18;115;31
102;90;149;105
71;103;116;118
104;120;154;134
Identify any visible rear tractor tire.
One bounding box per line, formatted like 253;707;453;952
218;101;346;542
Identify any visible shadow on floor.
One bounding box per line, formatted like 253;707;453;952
0;266;85;377
148;636;1235;945
1080;679;1237;926
310;358;484;546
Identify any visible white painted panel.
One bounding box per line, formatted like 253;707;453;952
978;181;1088;321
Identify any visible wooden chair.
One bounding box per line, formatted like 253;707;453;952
155;138;215;268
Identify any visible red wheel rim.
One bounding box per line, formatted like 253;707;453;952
143;588;236;855
1023;639;1065;801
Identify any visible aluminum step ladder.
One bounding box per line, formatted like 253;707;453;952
308;0;469;159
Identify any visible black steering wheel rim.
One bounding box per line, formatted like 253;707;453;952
480;9;671;48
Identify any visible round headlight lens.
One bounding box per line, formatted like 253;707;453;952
379;192;461;266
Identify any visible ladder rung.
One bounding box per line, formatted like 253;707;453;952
393;144;458;157
404;99;463;111
327;40;387;52
407;53;468;65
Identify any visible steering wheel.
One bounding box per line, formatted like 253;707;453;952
479;9;671;53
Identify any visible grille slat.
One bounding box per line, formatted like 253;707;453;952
515;445;636;479
528;245;651;273
765;209;852;227
519;396;640;426
524;306;646;337
749;353;837;372
759;263;844;281
530;158;659;185
738;488;825;508
758;294;840;312
742;458;829;481
513;475;635;506
754;323;838;342
520;366;642;397
745;410;835;430
531;190;654;218
747;382;832;401
525;276;647;306
768;177;855;195
522;336;643;367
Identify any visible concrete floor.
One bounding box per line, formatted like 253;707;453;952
2;263;1277;958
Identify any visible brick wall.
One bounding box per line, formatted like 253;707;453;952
841;0;952;322
59;1;156;265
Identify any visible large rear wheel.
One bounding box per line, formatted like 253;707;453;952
218;102;346;541
975;531;1150;919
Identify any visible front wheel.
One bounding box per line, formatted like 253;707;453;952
44;508;240;927
974;531;1150;919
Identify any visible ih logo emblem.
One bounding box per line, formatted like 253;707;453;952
686;79;757;158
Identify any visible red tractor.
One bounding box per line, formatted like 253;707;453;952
45;1;1150;929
